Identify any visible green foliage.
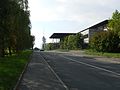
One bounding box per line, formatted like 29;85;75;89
108;10;120;37
75;33;84;49
0;0;33;57
30;35;35;50
60;33;84;50
45;43;60;50
90;10;120;53
0;50;32;90
90;31;120;52
67;35;76;49
85;49;120;58
60;39;64;49
63;36;69;49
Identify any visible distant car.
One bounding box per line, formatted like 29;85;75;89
40;49;44;51
34;47;40;51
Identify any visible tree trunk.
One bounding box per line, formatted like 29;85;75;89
1;39;5;57
9;46;12;56
1;48;5;57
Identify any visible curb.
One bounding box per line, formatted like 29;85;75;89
13;53;33;90
40;53;69;90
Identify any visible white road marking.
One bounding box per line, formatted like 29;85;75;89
61;55;120;77
39;53;69;90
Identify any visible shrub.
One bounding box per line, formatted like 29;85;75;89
90;31;120;52
60;33;84;50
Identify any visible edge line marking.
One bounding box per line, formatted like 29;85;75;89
40;53;69;90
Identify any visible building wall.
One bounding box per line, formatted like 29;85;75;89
81;24;108;43
89;24;107;39
81;29;89;43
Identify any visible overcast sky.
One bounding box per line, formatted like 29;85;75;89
28;0;120;48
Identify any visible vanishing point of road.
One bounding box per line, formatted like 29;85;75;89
18;51;120;90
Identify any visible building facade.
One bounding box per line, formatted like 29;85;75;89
80;20;108;43
50;20;109;44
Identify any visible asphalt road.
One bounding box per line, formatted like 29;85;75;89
18;51;120;90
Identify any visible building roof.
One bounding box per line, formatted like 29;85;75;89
80;20;108;32
50;20;108;39
50;33;76;39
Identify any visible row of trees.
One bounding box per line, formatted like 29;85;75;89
0;0;34;57
60;33;84;50
44;33;84;50
45;43;60;50
90;10;120;52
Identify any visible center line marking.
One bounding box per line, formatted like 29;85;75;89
61;55;120;77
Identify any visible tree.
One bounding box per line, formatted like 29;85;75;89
108;10;120;37
45;43;60;50
0;0;33;57
108;10;120;49
67;35;76;49
75;33;84;49
59;33;84;50
0;0;12;57
90;31;120;52
30;35;35;50
89;10;120;52
63;36;68;49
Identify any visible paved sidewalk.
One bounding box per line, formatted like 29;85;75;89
17;51;65;90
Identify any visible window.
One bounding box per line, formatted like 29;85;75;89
83;34;88;38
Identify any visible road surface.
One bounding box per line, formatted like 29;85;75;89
18;51;120;90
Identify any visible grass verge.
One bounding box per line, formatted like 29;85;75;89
0;50;32;90
85;49;120;58
52;49;69;52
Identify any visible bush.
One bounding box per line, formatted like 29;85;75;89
45;43;60;50
90;31;120;52
67;35;76;50
60;33;84;50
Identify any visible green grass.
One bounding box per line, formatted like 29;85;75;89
85;49;120;58
57;49;69;52
0;50;32;90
